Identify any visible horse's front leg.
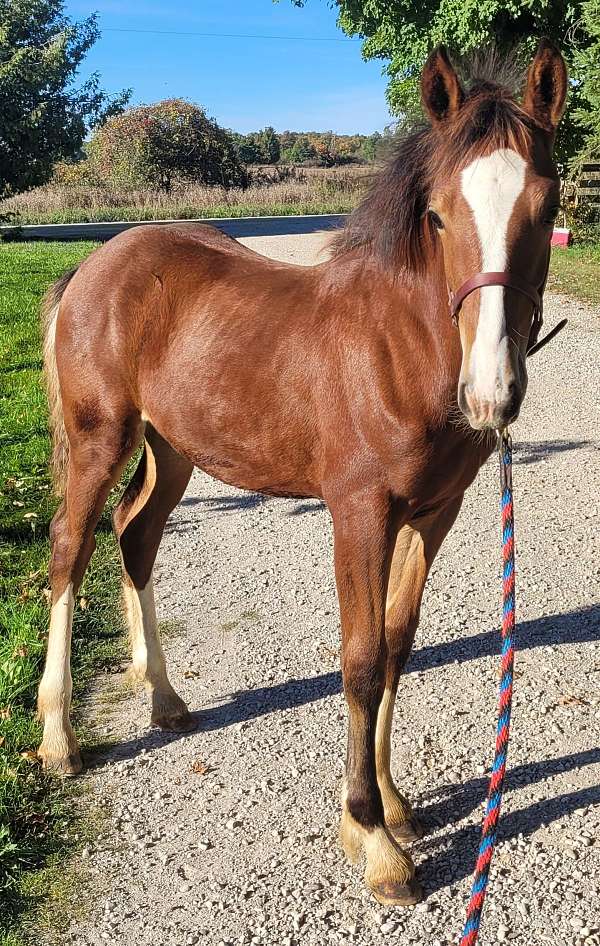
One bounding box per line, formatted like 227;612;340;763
376;498;464;843
330;489;422;906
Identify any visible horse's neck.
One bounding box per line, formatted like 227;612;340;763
391;254;463;415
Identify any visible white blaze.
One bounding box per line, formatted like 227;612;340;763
460;148;526;399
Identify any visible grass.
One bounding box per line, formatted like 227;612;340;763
0;242;126;945
548;243;600;306
0;166;370;226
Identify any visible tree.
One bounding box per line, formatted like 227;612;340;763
291;0;594;165
232;127;281;165
0;0;129;197
284;134;317;165
232;132;263;164
571;0;600;169
256;126;281;163
361;131;382;162
88;99;247;191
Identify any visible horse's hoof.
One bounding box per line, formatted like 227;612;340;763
389;816;425;844
39;750;83;777
369;876;424;907
152;711;196;732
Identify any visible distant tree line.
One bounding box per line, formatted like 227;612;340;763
230;128;387;166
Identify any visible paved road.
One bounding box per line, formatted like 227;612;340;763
65;234;599;946
0;213;346;243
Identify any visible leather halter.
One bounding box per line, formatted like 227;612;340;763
450;272;542;323
448;243;566;356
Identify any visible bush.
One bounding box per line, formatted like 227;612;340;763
87;99;247;191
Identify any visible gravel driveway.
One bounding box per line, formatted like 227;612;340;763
67;233;599;946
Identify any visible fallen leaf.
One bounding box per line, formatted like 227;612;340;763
558;694;587;706
191;759;210;776
0;707;12;720
79;597;89;610
21;750;39;764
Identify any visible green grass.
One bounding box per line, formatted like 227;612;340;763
0;242;126;944
548;243;600;306
3;199;353;226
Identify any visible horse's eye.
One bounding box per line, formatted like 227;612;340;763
543;205;560;227
428;210;444;230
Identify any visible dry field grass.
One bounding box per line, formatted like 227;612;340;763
0;165;374;225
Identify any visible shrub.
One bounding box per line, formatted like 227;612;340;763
87;99;247;191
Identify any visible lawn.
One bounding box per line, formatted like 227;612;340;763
548;243;600;306
0;242;125;945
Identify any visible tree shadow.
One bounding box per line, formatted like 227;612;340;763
416;746;600;894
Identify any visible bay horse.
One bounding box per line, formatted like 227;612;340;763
37;41;567;906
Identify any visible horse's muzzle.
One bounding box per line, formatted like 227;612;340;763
458;380;524;431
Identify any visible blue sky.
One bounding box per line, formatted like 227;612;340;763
64;0;392;134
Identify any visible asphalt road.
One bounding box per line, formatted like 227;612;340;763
0;213;347;243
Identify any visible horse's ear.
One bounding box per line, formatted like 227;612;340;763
523;39;568;130
421;46;464;125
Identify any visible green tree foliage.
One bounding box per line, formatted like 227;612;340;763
284;134;318;164
0;0;129;197
291;0;595;166
256;126;281;163
571;0;600;169
232;126;282;165
88;99;247;191
231;132;264;164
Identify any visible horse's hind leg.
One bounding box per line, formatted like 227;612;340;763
38;413;141;775
377;497;463;843
113;424;194;731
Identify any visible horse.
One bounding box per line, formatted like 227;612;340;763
36;40;567;907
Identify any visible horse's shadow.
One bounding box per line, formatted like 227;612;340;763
91;603;599;757
87;603;600;891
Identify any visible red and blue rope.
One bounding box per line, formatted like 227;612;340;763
459;430;515;946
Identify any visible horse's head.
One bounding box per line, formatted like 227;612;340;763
421;41;567;431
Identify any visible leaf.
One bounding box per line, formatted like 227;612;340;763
21;750;39;764
191;759;210;776
558;693;587;706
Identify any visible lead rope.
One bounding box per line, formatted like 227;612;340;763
458;429;515;946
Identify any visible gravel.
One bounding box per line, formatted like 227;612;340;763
66;233;599;946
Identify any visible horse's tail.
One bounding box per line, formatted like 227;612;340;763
41;268;78;495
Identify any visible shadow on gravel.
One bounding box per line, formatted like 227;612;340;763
417;745;600;894
178;494;270;511
94;604;599;770
410;604;600;673
514;438;594;464
167;495;325;526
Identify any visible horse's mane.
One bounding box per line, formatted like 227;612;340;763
331;50;538;273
